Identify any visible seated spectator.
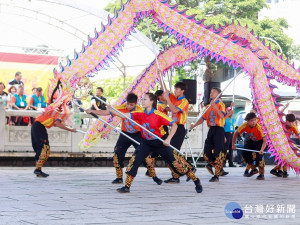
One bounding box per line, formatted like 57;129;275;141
11;86;30;126
7;86;17;108
32;87;37;96
29;87;46;110
0;82;8;96
29;87;47;124
0;82;9;124
9;72;24;90
90;87;106;110
0;82;8;107
6;86;17;125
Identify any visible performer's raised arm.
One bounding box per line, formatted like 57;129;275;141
210;99;224;119
280;102;289;113
158;69;168;94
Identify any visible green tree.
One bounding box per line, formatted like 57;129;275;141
179;0;298;80
92;76;136;103
79;76;136;108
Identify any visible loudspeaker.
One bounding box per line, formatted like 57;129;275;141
181;79;197;104
204;82;220;106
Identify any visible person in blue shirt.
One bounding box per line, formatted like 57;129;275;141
11;85;30;125
29;87;47;110
29;87;47;124
224;104;236;167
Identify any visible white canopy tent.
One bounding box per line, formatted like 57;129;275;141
221;73;299;101
0;0;160;79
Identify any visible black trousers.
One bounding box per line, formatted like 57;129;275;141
114;131;142;168
31;122;49;161
243;139;263;165
171;124;186;150
291;138;300;145
149;124;185;159
203;126;225;161
224;132;234;165
126;137;191;177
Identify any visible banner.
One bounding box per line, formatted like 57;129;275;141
0;52;58;95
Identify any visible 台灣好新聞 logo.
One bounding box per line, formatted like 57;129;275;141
225;202;243;219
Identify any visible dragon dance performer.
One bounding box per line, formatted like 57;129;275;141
270;113;300;178
155;89;170;135
232;112;267;180
31;98;77;177
143;88;194;182
163;81;195;183
108;92;202;193
155;90;169;116
87;93;163;185
190;87;227;182
144;90;169;178
147;77;195;183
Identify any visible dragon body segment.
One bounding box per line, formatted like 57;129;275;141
50;0;299;172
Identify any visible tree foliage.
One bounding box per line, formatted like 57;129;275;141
92;76;136;103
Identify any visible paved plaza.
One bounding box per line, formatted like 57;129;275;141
0;165;299;225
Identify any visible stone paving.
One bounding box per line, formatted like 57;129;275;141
0;165;299;225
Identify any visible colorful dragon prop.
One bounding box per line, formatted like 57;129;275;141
47;0;300;173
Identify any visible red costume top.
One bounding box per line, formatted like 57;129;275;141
130;108;174;140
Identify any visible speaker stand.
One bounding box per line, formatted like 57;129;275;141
184;126;197;168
